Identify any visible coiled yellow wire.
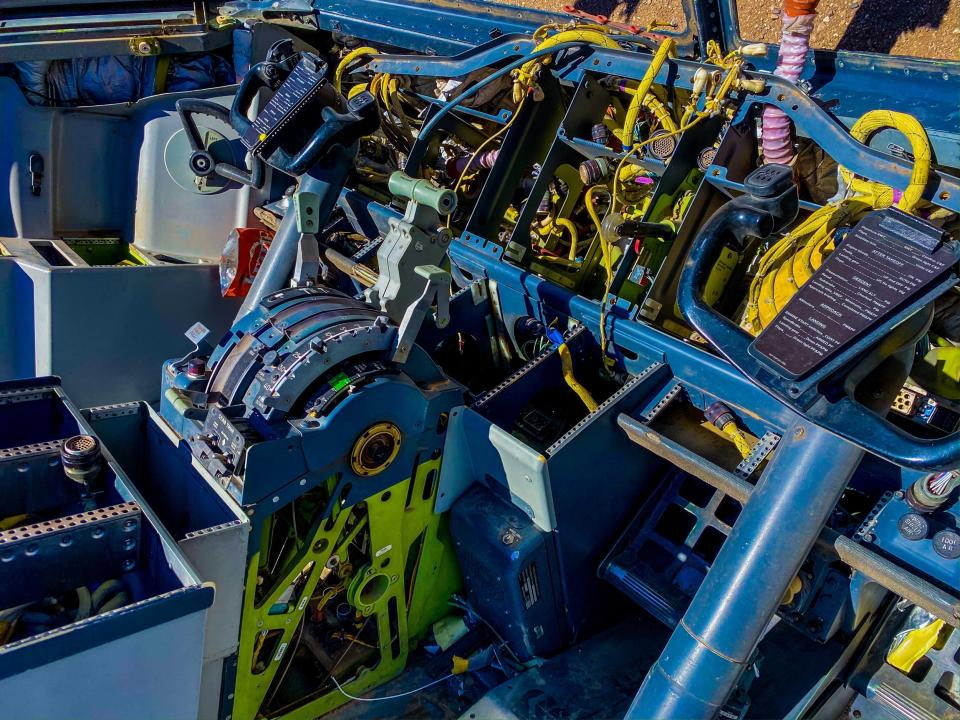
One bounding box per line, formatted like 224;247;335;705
741;110;933;335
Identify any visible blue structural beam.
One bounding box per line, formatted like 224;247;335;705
449;237;797;432
626;420;865;718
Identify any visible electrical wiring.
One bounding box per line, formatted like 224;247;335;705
557;342;599;412
617;38;676;149
514;28;625;103
583;185;618;368
334;46;380;93
330;671;455;702
741;110;933;335
554;217;580;261
447;596;525;665
407;32;662;174
447;92;529;229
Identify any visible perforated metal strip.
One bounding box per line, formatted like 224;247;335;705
734;431;780;479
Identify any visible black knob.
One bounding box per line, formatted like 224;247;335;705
897;512;929;541
932;530;960;559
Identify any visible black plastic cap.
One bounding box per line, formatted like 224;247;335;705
743;164;795;199
897;512;928;541
932;529;960;559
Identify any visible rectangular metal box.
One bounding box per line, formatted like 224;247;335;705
0;378;214;720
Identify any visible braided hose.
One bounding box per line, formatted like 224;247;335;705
761;0;819;165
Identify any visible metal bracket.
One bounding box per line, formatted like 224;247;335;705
641;381;684;423
292;233;321;286
290;191;323;285
0;502;142;607
0;440;78;518
294;191;320;235
392;265;451;364
734;431;780;479
129;36;161;56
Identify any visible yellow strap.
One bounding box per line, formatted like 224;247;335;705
887;618;945;673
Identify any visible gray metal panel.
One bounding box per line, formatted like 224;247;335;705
198;657;226;720
53;110;129;235
438;405;556;531
130;92;270;262
0;260;34;379
86;402;250;716
11;259;239;407
0;611;207;720
181;520;248;662
0;78;266;252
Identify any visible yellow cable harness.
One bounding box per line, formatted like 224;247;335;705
742;110;933;335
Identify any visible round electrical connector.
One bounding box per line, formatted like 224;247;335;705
644;130;677;161
591;123;611;146
579;158;609;185
60;434;102;487
697;146;718;171
350;422;401;477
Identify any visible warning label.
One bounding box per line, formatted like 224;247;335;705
753;210;956;378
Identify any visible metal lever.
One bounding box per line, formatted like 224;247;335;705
392;265;451;363
175;98;265;189
292;191;321;285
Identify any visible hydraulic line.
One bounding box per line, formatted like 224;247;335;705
761;0;820;165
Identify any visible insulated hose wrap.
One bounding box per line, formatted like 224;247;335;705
761;11;817;165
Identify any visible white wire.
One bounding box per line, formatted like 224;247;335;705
329;671;455;702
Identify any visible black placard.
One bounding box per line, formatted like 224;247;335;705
241;60;325;153
752;209;957;379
